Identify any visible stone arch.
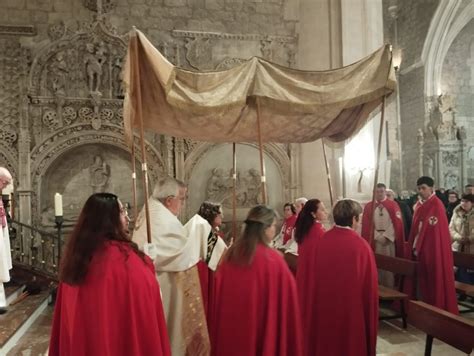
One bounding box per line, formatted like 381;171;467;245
0;146;18;182
183;142;292;220
30;124;164;224
423;1;473;97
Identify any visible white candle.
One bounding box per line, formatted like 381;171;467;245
54;193;63;216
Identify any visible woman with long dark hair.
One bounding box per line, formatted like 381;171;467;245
195;201;227;326
294;199;327;354
49;193;171;356
210;205;302;356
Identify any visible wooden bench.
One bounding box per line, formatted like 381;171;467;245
375;253;417;328
408;300;474;356
453;251;474;313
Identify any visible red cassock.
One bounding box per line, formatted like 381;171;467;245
210;244;302;356
407;195;458;314
49;241;171;356
305;226;378;356
361;199;406;257
282;214;298;245
296;221;325;349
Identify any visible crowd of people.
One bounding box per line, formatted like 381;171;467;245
1;165;471;355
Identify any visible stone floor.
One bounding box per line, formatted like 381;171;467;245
3;305;474;355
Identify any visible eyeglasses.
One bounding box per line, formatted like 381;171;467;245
120;208;129;217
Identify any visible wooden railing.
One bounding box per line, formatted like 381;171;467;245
9;219;59;281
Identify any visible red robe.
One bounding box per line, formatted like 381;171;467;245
306;226;378;356
296;221;325;348
282;214;298;244
361;198;405;257
210;244;302;356
49;241;171;356
407;194;458;314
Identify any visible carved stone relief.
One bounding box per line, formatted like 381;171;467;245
442;151;459;167
172;30;297;71
206;167;264;208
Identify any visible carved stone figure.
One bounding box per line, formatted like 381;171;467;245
206;168;228;202
206;168;263;207
112;57;123;98
442;151;458;167
444;172;458;190
84;43;106;94
48;52;69;96
423;155;434;177
89;155;110;192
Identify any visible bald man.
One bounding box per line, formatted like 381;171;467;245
0;167;13;314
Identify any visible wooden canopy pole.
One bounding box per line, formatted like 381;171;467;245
130;139;138;222
232;143;237;240
255;98;267;205
321;138;334;207
132;28;152;243
368;96;387;250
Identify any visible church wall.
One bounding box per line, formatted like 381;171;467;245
0;0;300;240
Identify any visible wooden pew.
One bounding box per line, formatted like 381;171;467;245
375;253;417;328
453;251;474;314
408;300;474;356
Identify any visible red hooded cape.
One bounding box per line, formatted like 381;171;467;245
49;241;171;356
210;244;302;356
407;195;458;314
361;198;405;257
306;226;378;356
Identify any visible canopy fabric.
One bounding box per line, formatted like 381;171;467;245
123;29;396;145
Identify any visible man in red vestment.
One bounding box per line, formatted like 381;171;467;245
407;176;458;314
305;199;378;356
361;183;405;287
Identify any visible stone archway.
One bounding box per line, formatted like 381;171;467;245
183;141;292;222
423;0;473;97
30;125;164;227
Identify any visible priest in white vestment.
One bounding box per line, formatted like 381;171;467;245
133;176;225;356
0;167;13;314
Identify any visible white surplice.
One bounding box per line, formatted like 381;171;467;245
133;198;225;356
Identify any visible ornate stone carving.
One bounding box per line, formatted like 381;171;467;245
48;21;67;41
84;42;107;95
443;172;458;189
423;154;434;177
173;29;297;70
89;155;110;192
215;57;246;70
185;37;214;70
442;151;458;167
206;168;263;207
83;0;117;14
